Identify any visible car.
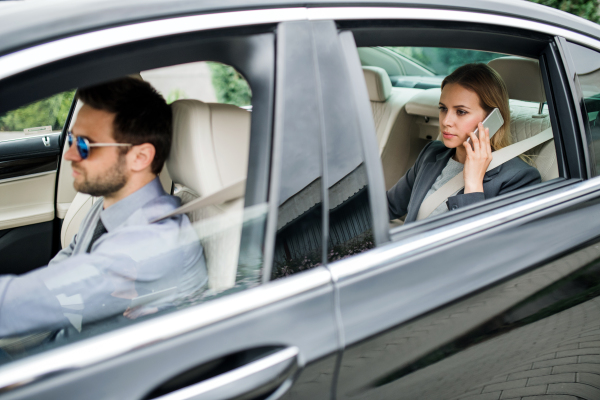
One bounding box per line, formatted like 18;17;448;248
1;0;600;399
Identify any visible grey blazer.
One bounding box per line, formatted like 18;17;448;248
387;140;541;223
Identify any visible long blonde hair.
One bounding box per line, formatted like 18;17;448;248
441;63;511;152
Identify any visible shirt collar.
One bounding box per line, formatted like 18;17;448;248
99;177;165;232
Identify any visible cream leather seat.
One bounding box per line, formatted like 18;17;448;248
168;99;250;291
363;66;423;189
488;56;558;182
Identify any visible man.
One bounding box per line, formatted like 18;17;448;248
0;78;207;337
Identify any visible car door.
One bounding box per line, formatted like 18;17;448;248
321;9;600;400
0;92;75;275
0;10;346;400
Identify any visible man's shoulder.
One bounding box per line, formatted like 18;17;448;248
139;193;184;224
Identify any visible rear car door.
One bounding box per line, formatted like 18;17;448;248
0;9;343;400
316;8;600;400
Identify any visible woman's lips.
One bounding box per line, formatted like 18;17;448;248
442;132;456;139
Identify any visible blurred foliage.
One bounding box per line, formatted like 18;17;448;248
208;62;251;107
166;88;187;105
528;0;599;23
388;47;504;76
0;90;76;132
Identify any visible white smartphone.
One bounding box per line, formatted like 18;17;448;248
466;107;504;147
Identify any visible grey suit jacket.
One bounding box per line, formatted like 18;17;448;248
387;140;541;223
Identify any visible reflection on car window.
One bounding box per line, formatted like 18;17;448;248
566;41;600;176
0;90;75;142
0;63;263;364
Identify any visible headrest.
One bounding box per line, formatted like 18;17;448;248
405;88;442;118
168;100;251;197
488;57;546;103
363;66;392;102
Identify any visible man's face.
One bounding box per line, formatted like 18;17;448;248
65;104;129;197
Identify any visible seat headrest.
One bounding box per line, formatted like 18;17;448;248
168;100;251;198
488;57;546;103
363;66;392;102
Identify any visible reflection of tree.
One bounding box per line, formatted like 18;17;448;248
387;48;503;76
528;0;599;23
0;90;75;132
207;62;251;107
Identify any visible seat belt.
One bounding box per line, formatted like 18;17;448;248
416;128;554;221
150;178;246;224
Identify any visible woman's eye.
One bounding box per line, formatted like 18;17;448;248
457;109;467;116
438;106;447;112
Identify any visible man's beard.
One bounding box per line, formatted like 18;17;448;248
73;155;128;197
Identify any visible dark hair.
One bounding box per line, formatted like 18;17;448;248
77;77;172;174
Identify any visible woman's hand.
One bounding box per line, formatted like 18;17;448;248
463;122;493;193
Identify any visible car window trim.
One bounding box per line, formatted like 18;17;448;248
328;175;600;282
0;266;332;394
2;7;600;84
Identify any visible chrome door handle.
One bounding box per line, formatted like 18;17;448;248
42;136;51;147
153;347;300;400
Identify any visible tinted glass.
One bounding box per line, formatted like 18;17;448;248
566;41;600;176
0;63;265;364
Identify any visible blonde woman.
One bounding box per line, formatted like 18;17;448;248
387;63;541;223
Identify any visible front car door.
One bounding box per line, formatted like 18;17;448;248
0;7;349;400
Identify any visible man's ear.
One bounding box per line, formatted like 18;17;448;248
127;143;156;173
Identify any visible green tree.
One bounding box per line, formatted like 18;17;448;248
208;62;251;107
528;0;599;23
0;90;76;132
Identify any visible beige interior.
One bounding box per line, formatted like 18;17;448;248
363;66;424;189
0;173;56;231
373;56;558;191
169;99;251;292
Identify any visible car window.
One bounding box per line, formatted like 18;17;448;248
0;90;75;142
0;60;265;364
564;41;600;176
359;47;505;89
360;46;557;230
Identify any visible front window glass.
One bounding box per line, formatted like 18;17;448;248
0;62;264;364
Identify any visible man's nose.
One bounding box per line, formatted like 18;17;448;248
64;139;82;162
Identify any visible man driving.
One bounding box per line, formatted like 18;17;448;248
0;78;207;337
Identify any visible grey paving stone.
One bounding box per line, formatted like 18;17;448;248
556;349;600;358
508;368;552;381
578;355;600;364
579;341;600;349
553;363;600;375
457;392;501;400
534;357;578;369
576;372;600;389
527;373;576;386
521;396;577;400
547;382;600;399
530;353;557;362
483;379;527;393
500;384;548;398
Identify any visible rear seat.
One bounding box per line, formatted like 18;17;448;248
363;66;423;189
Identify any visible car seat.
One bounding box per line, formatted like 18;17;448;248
168;99;251;291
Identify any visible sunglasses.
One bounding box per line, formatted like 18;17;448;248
67;131;132;159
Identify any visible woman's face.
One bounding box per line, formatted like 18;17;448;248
439;83;488;148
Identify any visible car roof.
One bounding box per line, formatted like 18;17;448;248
1;0;600;57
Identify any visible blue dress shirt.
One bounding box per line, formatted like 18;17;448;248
0;177;207;336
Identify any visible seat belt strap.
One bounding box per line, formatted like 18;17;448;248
150;178;246;224
416;128;553;221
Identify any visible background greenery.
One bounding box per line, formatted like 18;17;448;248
0;90;75;132
528;0;599;23
207;62;252;107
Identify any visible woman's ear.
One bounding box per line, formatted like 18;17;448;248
128;143;156;173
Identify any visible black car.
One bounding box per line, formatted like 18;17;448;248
1;0;600;399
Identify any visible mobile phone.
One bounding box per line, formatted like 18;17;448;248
466;107;504;147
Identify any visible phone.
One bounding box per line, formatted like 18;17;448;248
466;107;504;147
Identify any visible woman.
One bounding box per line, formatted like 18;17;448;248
387;63;541;223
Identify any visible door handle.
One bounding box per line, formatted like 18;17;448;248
152;347;300;400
